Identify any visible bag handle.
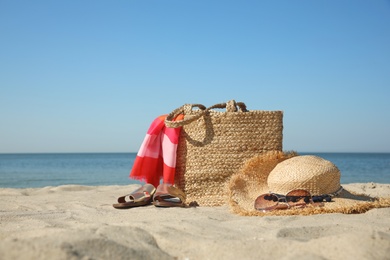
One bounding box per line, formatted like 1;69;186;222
165;104;207;128
165;100;248;128
208;100;248;112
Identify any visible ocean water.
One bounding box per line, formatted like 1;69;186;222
0;153;141;188
0;153;389;188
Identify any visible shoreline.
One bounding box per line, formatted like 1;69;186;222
1;183;390;259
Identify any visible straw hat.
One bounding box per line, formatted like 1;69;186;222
228;151;390;216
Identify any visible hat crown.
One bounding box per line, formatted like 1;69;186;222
267;155;341;195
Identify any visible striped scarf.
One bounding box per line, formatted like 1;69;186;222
129;114;183;187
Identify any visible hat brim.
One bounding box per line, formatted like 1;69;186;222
228;151;390;216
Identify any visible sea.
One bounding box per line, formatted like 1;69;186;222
0;153;389;189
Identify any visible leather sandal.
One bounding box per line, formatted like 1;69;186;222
113;183;156;209
153;183;186;207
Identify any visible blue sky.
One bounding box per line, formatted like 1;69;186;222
1;0;389;153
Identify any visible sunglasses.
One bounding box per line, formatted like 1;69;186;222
254;189;331;212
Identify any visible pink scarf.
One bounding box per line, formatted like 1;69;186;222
129;114;183;187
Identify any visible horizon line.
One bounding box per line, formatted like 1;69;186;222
1;151;390;155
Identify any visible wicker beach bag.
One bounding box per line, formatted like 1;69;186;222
165;100;283;206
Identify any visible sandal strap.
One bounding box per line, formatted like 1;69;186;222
117;184;156;203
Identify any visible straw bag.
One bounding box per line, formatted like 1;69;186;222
165;100;283;206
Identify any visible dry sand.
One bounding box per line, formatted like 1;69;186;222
1;183;390;260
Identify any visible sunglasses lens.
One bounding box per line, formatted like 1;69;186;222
312;196;322;202
286;189;311;205
254;193;279;211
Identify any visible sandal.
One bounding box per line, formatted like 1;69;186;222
153;183;186;207
113;183;156;209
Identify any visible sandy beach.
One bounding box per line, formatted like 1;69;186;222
1;183;390;260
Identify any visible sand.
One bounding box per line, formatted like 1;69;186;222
1;183;390;260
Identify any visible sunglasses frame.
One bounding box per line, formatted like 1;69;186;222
254;189;313;212
254;187;344;212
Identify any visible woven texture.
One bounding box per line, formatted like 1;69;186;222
166;100;283;206
267;155;341;195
